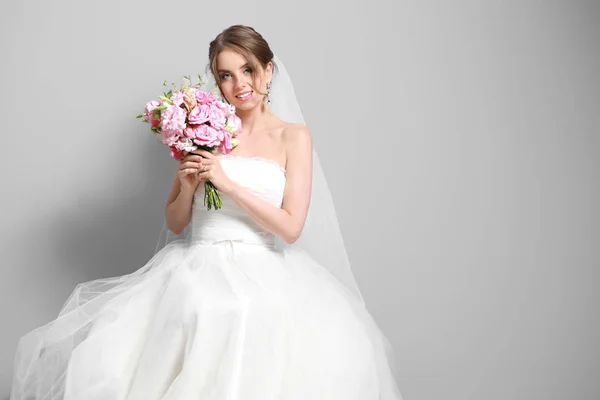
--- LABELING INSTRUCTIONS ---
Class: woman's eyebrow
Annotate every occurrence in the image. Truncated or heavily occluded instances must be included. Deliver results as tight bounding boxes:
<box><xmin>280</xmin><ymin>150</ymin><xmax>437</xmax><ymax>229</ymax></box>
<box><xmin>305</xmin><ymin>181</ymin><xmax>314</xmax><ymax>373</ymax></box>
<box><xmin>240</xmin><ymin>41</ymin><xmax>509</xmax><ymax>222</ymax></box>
<box><xmin>217</xmin><ymin>63</ymin><xmax>250</xmax><ymax>73</ymax></box>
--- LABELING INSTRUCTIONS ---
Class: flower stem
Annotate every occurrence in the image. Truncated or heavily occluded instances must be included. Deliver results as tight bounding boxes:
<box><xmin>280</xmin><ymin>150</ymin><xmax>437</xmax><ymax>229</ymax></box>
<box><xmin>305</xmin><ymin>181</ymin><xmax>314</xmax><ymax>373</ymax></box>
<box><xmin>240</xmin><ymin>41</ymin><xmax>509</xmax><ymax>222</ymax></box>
<box><xmin>203</xmin><ymin>181</ymin><xmax>222</xmax><ymax>210</ymax></box>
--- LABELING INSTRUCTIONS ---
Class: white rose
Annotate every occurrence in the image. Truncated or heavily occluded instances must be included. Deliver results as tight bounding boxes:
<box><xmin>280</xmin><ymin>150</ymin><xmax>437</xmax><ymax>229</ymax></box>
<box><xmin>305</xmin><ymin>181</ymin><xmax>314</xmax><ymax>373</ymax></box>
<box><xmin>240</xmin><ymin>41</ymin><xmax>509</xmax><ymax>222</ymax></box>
<box><xmin>175</xmin><ymin>138</ymin><xmax>196</xmax><ymax>152</ymax></box>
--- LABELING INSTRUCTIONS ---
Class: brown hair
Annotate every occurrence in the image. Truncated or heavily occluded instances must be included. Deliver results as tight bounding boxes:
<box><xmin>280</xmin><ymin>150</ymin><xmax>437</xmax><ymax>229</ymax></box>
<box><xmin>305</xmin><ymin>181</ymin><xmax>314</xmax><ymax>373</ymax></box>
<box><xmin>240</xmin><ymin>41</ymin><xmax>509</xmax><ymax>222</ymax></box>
<box><xmin>208</xmin><ymin>25</ymin><xmax>278</xmax><ymax>98</ymax></box>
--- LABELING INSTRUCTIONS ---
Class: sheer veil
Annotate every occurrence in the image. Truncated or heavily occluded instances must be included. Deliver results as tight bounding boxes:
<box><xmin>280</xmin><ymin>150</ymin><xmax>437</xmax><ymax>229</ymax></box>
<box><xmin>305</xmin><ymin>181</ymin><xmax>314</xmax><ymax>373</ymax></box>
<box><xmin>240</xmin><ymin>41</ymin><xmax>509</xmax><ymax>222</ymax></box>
<box><xmin>154</xmin><ymin>54</ymin><xmax>366</xmax><ymax>304</ymax></box>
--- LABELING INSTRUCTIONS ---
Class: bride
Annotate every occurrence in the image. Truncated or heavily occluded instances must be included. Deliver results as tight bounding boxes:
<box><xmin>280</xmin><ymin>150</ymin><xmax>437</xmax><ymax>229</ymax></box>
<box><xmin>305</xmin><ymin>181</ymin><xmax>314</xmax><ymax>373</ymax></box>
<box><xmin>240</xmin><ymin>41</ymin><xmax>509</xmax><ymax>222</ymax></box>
<box><xmin>10</xmin><ymin>25</ymin><xmax>404</xmax><ymax>400</ymax></box>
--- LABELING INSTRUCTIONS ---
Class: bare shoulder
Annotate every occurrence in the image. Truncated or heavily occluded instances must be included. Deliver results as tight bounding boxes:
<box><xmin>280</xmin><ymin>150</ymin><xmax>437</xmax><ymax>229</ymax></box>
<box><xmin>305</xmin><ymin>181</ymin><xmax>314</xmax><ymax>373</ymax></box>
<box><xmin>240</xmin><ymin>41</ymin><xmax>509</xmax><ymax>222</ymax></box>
<box><xmin>281</xmin><ymin>122</ymin><xmax>312</xmax><ymax>152</ymax></box>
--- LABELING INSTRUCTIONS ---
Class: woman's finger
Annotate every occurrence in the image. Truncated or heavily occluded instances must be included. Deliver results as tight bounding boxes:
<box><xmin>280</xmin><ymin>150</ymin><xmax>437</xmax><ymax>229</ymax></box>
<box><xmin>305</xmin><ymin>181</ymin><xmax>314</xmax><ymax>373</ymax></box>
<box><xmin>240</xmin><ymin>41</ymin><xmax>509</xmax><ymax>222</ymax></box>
<box><xmin>180</xmin><ymin>161</ymin><xmax>202</xmax><ymax>169</ymax></box>
<box><xmin>179</xmin><ymin>168</ymin><xmax>198</xmax><ymax>176</ymax></box>
<box><xmin>192</xmin><ymin>149</ymin><xmax>214</xmax><ymax>159</ymax></box>
<box><xmin>198</xmin><ymin>170</ymin><xmax>212</xmax><ymax>179</ymax></box>
<box><xmin>181</xmin><ymin>154</ymin><xmax>203</xmax><ymax>163</ymax></box>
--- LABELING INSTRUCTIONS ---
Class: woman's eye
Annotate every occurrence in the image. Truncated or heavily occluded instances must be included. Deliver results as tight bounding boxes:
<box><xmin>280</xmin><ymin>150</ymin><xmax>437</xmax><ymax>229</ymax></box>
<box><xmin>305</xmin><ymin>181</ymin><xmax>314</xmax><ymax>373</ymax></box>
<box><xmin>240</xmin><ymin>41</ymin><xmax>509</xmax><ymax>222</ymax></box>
<box><xmin>220</xmin><ymin>68</ymin><xmax>251</xmax><ymax>80</ymax></box>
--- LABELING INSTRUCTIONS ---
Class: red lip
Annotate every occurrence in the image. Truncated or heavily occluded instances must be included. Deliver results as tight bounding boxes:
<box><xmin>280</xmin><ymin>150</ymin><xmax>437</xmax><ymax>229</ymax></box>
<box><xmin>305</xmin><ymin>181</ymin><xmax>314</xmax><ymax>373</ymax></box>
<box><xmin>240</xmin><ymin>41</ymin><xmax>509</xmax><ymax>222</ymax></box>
<box><xmin>236</xmin><ymin>90</ymin><xmax>252</xmax><ymax>97</ymax></box>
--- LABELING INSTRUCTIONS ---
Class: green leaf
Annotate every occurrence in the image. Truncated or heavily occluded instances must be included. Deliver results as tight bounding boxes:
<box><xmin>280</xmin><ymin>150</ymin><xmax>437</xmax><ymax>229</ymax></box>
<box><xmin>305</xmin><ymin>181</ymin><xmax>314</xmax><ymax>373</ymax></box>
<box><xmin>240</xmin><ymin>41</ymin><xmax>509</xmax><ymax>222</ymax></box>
<box><xmin>136</xmin><ymin>114</ymin><xmax>143</xmax><ymax>118</ymax></box>
<box><xmin>158</xmin><ymin>96</ymin><xmax>172</xmax><ymax>105</ymax></box>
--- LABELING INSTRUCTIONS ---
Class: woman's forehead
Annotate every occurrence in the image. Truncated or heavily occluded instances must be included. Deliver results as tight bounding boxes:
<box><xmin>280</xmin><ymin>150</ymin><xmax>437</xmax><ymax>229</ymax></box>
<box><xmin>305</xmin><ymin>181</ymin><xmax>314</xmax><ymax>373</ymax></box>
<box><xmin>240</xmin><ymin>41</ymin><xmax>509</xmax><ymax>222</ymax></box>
<box><xmin>216</xmin><ymin>49</ymin><xmax>261</xmax><ymax>71</ymax></box>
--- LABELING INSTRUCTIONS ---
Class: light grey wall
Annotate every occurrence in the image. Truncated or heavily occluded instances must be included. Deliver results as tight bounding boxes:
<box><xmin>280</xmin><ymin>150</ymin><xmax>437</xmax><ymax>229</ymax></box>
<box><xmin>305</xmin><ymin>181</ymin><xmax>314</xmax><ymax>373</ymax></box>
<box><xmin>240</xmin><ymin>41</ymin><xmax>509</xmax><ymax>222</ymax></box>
<box><xmin>1</xmin><ymin>1</ymin><xmax>599</xmax><ymax>399</ymax></box>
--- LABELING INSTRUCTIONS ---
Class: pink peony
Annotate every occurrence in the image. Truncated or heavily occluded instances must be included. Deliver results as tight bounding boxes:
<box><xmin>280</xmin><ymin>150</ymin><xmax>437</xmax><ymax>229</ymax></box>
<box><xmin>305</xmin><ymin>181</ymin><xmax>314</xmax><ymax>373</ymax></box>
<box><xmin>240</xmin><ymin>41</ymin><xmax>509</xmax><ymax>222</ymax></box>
<box><xmin>160</xmin><ymin>105</ymin><xmax>187</xmax><ymax>136</ymax></box>
<box><xmin>170</xmin><ymin>91</ymin><xmax>184</xmax><ymax>107</ymax></box>
<box><xmin>195</xmin><ymin>90</ymin><xmax>217</xmax><ymax>105</ymax></box>
<box><xmin>159</xmin><ymin>128</ymin><xmax>179</xmax><ymax>146</ymax></box>
<box><xmin>183</xmin><ymin>124</ymin><xmax>202</xmax><ymax>140</ymax></box>
<box><xmin>208</xmin><ymin>107</ymin><xmax>225</xmax><ymax>130</ymax></box>
<box><xmin>144</xmin><ymin>99</ymin><xmax>161</xmax><ymax>115</ymax></box>
<box><xmin>186</xmin><ymin>124</ymin><xmax>222</xmax><ymax>147</ymax></box>
<box><xmin>188</xmin><ymin>103</ymin><xmax>210</xmax><ymax>125</ymax></box>
<box><xmin>217</xmin><ymin>101</ymin><xmax>236</xmax><ymax>117</ymax></box>
<box><xmin>219</xmin><ymin>130</ymin><xmax>232</xmax><ymax>154</ymax></box>
<box><xmin>143</xmin><ymin>100</ymin><xmax>162</xmax><ymax>127</ymax></box>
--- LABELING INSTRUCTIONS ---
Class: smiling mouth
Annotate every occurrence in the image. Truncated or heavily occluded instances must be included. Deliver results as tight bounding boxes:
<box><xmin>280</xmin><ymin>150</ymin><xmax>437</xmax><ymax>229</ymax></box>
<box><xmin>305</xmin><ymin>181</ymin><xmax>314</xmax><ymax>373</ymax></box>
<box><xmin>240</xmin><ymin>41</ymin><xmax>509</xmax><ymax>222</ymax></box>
<box><xmin>236</xmin><ymin>91</ymin><xmax>253</xmax><ymax>99</ymax></box>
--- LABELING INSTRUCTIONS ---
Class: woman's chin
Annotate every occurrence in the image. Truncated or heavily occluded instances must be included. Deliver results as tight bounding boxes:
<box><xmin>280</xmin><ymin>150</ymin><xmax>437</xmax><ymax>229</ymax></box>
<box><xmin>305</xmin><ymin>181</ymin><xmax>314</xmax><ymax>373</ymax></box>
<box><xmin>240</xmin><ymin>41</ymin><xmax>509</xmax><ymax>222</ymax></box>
<box><xmin>233</xmin><ymin>100</ymin><xmax>258</xmax><ymax>111</ymax></box>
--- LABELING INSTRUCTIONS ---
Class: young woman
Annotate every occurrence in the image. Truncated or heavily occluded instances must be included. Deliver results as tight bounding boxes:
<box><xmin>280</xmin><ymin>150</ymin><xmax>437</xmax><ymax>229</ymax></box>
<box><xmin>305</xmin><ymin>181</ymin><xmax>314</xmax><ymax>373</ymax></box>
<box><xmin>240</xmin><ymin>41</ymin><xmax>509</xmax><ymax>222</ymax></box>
<box><xmin>11</xmin><ymin>25</ymin><xmax>404</xmax><ymax>400</ymax></box>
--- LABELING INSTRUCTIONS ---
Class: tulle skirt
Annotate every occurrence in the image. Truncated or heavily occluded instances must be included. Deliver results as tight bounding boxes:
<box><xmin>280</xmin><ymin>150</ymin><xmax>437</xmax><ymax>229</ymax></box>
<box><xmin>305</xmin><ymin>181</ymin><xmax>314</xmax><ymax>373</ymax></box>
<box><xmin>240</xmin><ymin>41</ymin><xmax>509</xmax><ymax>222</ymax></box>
<box><xmin>10</xmin><ymin>240</ymin><xmax>403</xmax><ymax>400</ymax></box>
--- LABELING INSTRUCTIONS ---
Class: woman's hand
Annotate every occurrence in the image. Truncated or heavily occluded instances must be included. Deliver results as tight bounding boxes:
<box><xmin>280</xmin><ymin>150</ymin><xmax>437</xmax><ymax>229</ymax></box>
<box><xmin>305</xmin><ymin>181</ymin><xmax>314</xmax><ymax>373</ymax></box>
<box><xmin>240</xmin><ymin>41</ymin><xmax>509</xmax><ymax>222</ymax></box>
<box><xmin>192</xmin><ymin>150</ymin><xmax>237</xmax><ymax>195</ymax></box>
<box><xmin>178</xmin><ymin>152</ymin><xmax>203</xmax><ymax>193</ymax></box>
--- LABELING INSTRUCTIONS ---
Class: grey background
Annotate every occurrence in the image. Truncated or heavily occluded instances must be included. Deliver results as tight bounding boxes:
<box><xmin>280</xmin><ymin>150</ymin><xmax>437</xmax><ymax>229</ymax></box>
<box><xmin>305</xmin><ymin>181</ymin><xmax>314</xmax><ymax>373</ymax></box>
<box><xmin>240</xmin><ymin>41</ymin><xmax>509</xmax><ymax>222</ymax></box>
<box><xmin>1</xmin><ymin>1</ymin><xmax>599</xmax><ymax>399</ymax></box>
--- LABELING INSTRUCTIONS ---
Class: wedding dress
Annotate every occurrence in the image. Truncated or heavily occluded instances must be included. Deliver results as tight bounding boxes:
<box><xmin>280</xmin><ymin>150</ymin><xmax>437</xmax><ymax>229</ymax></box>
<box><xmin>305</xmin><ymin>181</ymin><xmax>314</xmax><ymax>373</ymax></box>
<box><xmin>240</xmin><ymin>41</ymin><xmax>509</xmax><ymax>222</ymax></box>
<box><xmin>10</xmin><ymin>154</ymin><xmax>403</xmax><ymax>400</ymax></box>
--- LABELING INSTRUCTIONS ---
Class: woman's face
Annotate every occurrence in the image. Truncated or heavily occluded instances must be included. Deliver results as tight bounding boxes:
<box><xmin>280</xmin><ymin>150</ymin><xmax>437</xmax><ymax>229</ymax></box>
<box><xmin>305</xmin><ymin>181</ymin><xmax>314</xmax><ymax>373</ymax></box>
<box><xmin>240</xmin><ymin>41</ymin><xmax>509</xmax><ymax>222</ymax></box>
<box><xmin>216</xmin><ymin>48</ymin><xmax>272</xmax><ymax>111</ymax></box>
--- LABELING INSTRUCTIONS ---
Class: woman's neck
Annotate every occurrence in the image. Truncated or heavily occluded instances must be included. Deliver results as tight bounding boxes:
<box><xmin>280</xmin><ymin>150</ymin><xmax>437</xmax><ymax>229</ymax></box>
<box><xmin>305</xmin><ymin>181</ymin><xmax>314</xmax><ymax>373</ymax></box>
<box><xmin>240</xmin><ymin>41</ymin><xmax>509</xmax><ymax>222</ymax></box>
<box><xmin>235</xmin><ymin>103</ymin><xmax>276</xmax><ymax>136</ymax></box>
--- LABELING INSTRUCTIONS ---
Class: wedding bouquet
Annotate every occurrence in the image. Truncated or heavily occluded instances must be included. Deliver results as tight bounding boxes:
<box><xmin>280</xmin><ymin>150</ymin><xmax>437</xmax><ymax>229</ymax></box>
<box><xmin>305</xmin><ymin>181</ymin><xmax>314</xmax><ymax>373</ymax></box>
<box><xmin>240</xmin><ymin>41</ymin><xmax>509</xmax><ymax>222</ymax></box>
<box><xmin>137</xmin><ymin>75</ymin><xmax>242</xmax><ymax>210</ymax></box>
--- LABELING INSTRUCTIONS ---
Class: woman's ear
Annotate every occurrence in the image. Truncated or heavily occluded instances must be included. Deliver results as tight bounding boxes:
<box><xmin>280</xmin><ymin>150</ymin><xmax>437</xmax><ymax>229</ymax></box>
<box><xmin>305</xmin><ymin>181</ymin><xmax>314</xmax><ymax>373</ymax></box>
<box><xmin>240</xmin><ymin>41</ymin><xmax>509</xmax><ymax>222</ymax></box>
<box><xmin>266</xmin><ymin>61</ymin><xmax>273</xmax><ymax>83</ymax></box>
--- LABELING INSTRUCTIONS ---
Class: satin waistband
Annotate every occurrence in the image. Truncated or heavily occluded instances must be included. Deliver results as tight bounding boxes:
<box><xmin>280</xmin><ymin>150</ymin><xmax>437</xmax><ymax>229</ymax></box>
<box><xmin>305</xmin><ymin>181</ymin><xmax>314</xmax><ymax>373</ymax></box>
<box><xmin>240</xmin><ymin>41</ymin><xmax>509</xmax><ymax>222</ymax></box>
<box><xmin>189</xmin><ymin>217</ymin><xmax>275</xmax><ymax>249</ymax></box>
<box><xmin>187</xmin><ymin>234</ymin><xmax>275</xmax><ymax>249</ymax></box>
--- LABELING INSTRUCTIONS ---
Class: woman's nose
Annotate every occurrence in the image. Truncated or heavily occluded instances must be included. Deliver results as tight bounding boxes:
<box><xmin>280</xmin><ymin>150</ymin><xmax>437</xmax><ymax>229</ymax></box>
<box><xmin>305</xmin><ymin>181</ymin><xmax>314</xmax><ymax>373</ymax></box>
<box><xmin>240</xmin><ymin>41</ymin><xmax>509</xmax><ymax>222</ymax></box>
<box><xmin>234</xmin><ymin>76</ymin><xmax>247</xmax><ymax>90</ymax></box>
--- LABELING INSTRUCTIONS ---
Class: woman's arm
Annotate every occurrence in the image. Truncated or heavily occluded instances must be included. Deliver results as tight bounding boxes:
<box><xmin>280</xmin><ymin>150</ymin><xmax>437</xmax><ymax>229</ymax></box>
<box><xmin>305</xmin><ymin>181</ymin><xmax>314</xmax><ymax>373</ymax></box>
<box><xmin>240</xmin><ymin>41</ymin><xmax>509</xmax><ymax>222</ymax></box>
<box><xmin>164</xmin><ymin>171</ymin><xmax>194</xmax><ymax>234</ymax></box>
<box><xmin>164</xmin><ymin>153</ymin><xmax>204</xmax><ymax>234</ymax></box>
<box><xmin>228</xmin><ymin>125</ymin><xmax>313</xmax><ymax>244</ymax></box>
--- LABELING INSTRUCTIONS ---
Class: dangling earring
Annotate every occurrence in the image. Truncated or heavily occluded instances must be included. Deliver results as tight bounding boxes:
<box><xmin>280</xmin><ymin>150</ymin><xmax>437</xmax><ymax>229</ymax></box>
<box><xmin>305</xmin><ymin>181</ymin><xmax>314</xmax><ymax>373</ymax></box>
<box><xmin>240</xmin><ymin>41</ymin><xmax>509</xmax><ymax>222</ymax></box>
<box><xmin>266</xmin><ymin>81</ymin><xmax>272</xmax><ymax>106</ymax></box>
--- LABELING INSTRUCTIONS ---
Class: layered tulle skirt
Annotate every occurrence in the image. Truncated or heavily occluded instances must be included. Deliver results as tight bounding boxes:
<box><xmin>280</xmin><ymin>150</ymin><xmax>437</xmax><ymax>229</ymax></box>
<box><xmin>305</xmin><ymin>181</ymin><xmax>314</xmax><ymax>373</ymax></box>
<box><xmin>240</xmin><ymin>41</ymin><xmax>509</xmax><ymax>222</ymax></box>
<box><xmin>11</xmin><ymin>240</ymin><xmax>403</xmax><ymax>399</ymax></box>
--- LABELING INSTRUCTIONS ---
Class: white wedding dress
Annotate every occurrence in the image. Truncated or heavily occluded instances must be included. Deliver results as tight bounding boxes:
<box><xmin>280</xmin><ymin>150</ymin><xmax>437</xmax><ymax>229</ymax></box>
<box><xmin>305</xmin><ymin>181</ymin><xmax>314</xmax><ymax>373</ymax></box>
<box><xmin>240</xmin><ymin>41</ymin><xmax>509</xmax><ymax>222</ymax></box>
<box><xmin>11</xmin><ymin>155</ymin><xmax>403</xmax><ymax>400</ymax></box>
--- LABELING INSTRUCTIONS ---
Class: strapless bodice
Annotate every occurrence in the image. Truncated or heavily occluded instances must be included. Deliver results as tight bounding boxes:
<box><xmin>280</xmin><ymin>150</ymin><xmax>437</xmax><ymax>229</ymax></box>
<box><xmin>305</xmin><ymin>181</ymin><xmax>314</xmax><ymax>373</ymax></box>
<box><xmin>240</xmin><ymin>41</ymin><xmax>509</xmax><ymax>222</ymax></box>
<box><xmin>190</xmin><ymin>155</ymin><xmax>286</xmax><ymax>247</ymax></box>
